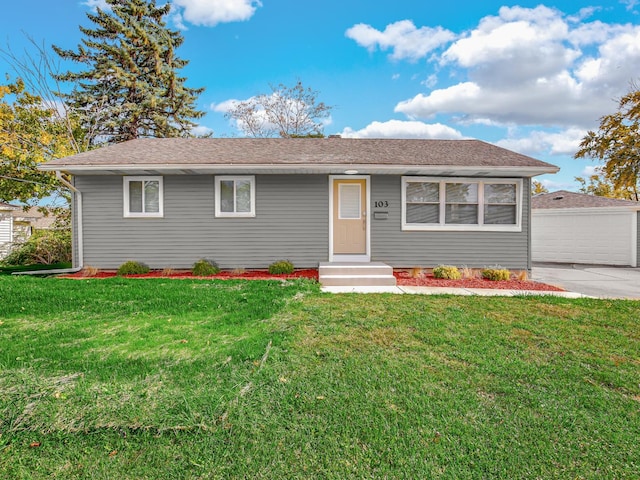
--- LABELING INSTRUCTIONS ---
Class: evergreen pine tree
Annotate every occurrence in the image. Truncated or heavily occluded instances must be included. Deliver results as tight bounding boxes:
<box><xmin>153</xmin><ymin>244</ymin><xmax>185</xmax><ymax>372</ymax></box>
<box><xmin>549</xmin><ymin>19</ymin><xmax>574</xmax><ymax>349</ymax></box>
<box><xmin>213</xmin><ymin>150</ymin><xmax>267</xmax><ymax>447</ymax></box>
<box><xmin>53</xmin><ymin>0</ymin><xmax>204</xmax><ymax>145</ymax></box>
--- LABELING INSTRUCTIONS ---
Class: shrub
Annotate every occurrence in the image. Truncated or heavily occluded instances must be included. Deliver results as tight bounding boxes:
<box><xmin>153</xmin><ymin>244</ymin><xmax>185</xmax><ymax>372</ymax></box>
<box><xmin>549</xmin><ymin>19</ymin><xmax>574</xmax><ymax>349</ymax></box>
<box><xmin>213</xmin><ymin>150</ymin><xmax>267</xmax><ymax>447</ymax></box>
<box><xmin>481</xmin><ymin>267</ymin><xmax>511</xmax><ymax>281</ymax></box>
<box><xmin>192</xmin><ymin>259</ymin><xmax>220</xmax><ymax>276</ymax></box>
<box><xmin>432</xmin><ymin>265</ymin><xmax>461</xmax><ymax>280</ymax></box>
<box><xmin>116</xmin><ymin>261</ymin><xmax>150</xmax><ymax>276</ymax></box>
<box><xmin>268</xmin><ymin>260</ymin><xmax>295</xmax><ymax>275</ymax></box>
<box><xmin>2</xmin><ymin>230</ymin><xmax>72</xmax><ymax>266</ymax></box>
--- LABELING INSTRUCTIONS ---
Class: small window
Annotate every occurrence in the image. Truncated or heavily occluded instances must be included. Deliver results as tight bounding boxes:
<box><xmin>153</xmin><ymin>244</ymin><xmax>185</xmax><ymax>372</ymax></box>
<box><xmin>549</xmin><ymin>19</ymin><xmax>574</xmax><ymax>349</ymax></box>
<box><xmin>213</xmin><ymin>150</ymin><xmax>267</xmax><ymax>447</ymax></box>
<box><xmin>123</xmin><ymin>176</ymin><xmax>163</xmax><ymax>217</ymax></box>
<box><xmin>406</xmin><ymin>182</ymin><xmax>440</xmax><ymax>224</ymax></box>
<box><xmin>445</xmin><ymin>183</ymin><xmax>478</xmax><ymax>224</ymax></box>
<box><xmin>484</xmin><ymin>183</ymin><xmax>517</xmax><ymax>224</ymax></box>
<box><xmin>215</xmin><ymin>176</ymin><xmax>256</xmax><ymax>217</ymax></box>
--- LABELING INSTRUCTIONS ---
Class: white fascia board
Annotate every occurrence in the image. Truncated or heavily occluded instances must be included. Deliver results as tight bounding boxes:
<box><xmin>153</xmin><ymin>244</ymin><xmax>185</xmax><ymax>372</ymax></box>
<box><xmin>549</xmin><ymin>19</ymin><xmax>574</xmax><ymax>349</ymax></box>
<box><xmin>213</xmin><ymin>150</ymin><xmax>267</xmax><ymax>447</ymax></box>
<box><xmin>533</xmin><ymin>206</ymin><xmax>640</xmax><ymax>215</ymax></box>
<box><xmin>40</xmin><ymin>163</ymin><xmax>559</xmax><ymax>177</ymax></box>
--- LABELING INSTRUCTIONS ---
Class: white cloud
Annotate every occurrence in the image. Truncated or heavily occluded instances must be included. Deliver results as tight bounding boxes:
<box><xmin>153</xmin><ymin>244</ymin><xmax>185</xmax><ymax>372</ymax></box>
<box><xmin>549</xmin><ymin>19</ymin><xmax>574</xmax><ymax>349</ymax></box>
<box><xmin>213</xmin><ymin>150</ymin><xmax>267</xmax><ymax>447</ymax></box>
<box><xmin>538</xmin><ymin>177</ymin><xmax>576</xmax><ymax>191</ymax></box>
<box><xmin>172</xmin><ymin>0</ymin><xmax>261</xmax><ymax>27</ymax></box>
<box><xmin>580</xmin><ymin>165</ymin><xmax>598</xmax><ymax>176</ymax></box>
<box><xmin>495</xmin><ymin>128</ymin><xmax>586</xmax><ymax>156</ymax></box>
<box><xmin>83</xmin><ymin>0</ymin><xmax>110</xmax><ymax>11</ymax></box>
<box><xmin>339</xmin><ymin>120</ymin><xmax>465</xmax><ymax>139</ymax></box>
<box><xmin>390</xmin><ymin>6</ymin><xmax>640</xmax><ymax>129</ymax></box>
<box><xmin>191</xmin><ymin>124</ymin><xmax>214</xmax><ymax>137</ymax></box>
<box><xmin>345</xmin><ymin>20</ymin><xmax>455</xmax><ymax>61</ymax></box>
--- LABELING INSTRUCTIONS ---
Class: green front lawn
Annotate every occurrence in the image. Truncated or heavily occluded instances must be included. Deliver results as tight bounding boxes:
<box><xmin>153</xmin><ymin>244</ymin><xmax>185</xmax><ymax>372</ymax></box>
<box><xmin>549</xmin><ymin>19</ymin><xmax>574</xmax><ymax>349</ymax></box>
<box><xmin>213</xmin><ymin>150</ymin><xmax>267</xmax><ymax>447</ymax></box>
<box><xmin>1</xmin><ymin>276</ymin><xmax>638</xmax><ymax>478</ymax></box>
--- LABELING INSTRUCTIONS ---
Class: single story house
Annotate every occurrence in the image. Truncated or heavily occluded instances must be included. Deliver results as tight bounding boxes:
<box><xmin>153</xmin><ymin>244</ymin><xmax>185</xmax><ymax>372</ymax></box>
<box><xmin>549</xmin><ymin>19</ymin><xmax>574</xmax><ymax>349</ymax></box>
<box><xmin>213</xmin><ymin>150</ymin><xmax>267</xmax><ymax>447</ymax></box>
<box><xmin>40</xmin><ymin>138</ymin><xmax>558</xmax><ymax>272</ymax></box>
<box><xmin>532</xmin><ymin>190</ymin><xmax>640</xmax><ymax>267</ymax></box>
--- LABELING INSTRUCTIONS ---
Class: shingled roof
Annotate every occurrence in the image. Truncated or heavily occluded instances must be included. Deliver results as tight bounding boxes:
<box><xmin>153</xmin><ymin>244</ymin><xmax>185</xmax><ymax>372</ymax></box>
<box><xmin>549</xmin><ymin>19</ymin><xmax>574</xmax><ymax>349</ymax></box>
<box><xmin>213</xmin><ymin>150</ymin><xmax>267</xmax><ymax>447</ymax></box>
<box><xmin>40</xmin><ymin>137</ymin><xmax>558</xmax><ymax>177</ymax></box>
<box><xmin>532</xmin><ymin>190</ymin><xmax>640</xmax><ymax>209</ymax></box>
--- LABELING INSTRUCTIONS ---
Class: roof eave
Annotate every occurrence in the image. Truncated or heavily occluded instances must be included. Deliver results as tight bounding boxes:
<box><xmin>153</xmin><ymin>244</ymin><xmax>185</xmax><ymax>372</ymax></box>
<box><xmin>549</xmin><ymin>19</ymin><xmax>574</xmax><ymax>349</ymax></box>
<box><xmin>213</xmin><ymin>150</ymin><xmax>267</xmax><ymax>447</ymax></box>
<box><xmin>40</xmin><ymin>163</ymin><xmax>559</xmax><ymax>177</ymax></box>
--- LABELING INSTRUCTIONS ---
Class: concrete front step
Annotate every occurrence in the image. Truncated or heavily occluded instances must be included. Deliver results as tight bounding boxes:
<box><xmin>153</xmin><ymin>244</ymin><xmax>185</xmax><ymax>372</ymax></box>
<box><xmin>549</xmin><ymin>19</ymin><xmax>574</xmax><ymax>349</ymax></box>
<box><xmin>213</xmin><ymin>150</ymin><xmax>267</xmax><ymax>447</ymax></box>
<box><xmin>319</xmin><ymin>262</ymin><xmax>396</xmax><ymax>287</ymax></box>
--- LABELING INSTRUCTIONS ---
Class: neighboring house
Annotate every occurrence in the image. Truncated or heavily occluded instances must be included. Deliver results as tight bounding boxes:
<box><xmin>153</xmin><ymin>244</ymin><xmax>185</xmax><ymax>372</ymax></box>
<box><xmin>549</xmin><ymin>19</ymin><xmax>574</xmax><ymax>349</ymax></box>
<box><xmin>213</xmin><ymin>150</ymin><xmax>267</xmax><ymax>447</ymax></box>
<box><xmin>12</xmin><ymin>206</ymin><xmax>58</xmax><ymax>240</ymax></box>
<box><xmin>0</xmin><ymin>203</ymin><xmax>59</xmax><ymax>259</ymax></box>
<box><xmin>40</xmin><ymin>138</ymin><xmax>558</xmax><ymax>271</ymax></box>
<box><xmin>532</xmin><ymin>190</ymin><xmax>640</xmax><ymax>267</ymax></box>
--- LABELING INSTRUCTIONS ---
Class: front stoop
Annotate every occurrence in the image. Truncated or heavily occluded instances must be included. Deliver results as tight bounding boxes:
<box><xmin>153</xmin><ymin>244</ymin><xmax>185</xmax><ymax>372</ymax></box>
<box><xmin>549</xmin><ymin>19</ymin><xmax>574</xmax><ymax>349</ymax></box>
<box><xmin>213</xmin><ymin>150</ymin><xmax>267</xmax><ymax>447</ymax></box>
<box><xmin>319</xmin><ymin>262</ymin><xmax>397</xmax><ymax>287</ymax></box>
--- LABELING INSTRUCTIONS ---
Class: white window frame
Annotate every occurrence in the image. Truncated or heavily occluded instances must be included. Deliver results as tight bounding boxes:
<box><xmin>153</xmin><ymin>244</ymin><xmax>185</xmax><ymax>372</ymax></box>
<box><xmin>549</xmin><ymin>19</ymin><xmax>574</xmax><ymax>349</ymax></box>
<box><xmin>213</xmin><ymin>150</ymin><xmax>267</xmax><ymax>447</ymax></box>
<box><xmin>215</xmin><ymin>176</ymin><xmax>256</xmax><ymax>218</ymax></box>
<box><xmin>123</xmin><ymin>176</ymin><xmax>164</xmax><ymax>218</ymax></box>
<box><xmin>401</xmin><ymin>177</ymin><xmax>523</xmax><ymax>232</ymax></box>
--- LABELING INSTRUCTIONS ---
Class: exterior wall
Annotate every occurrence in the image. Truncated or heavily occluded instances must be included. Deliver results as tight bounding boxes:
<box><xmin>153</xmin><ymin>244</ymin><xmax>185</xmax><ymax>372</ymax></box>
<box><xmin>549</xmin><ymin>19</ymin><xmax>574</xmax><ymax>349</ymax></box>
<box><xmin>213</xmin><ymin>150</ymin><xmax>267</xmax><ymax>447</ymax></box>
<box><xmin>369</xmin><ymin>176</ymin><xmax>531</xmax><ymax>269</ymax></box>
<box><xmin>75</xmin><ymin>174</ymin><xmax>329</xmax><ymax>269</ymax></box>
<box><xmin>75</xmin><ymin>173</ymin><xmax>533</xmax><ymax>270</ymax></box>
<box><xmin>532</xmin><ymin>208</ymin><xmax>636</xmax><ymax>267</ymax></box>
<box><xmin>637</xmin><ymin>211</ymin><xmax>639</xmax><ymax>267</ymax></box>
<box><xmin>0</xmin><ymin>212</ymin><xmax>12</xmax><ymax>258</ymax></box>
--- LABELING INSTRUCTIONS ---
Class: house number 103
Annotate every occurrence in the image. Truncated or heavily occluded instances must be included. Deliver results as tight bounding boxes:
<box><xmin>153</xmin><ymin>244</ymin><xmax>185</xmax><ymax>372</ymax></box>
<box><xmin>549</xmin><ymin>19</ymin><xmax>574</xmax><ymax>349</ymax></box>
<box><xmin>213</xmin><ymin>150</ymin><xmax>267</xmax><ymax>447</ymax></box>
<box><xmin>374</xmin><ymin>201</ymin><xmax>389</xmax><ymax>208</ymax></box>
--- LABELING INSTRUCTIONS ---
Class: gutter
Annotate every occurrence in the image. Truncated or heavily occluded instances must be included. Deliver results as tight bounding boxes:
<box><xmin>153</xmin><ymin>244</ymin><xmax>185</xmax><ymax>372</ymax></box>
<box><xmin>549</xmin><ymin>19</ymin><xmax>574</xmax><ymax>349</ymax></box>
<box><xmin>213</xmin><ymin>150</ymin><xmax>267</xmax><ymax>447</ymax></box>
<box><xmin>14</xmin><ymin>171</ymin><xmax>84</xmax><ymax>275</ymax></box>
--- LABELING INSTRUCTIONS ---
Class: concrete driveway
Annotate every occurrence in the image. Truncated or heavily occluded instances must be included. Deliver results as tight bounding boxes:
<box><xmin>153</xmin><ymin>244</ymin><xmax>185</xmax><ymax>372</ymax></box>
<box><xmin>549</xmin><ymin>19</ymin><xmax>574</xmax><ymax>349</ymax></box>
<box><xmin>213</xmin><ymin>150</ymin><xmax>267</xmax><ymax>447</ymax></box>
<box><xmin>531</xmin><ymin>263</ymin><xmax>640</xmax><ymax>299</ymax></box>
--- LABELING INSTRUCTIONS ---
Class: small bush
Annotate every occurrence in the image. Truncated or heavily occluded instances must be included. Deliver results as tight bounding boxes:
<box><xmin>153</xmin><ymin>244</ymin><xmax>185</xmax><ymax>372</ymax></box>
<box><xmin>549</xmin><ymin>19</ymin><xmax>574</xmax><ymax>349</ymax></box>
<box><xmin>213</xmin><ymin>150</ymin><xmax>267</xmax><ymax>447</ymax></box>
<box><xmin>432</xmin><ymin>265</ymin><xmax>461</xmax><ymax>280</ymax></box>
<box><xmin>116</xmin><ymin>261</ymin><xmax>150</xmax><ymax>276</ymax></box>
<box><xmin>481</xmin><ymin>267</ymin><xmax>511</xmax><ymax>281</ymax></box>
<box><xmin>192</xmin><ymin>259</ymin><xmax>220</xmax><ymax>276</ymax></box>
<box><xmin>268</xmin><ymin>260</ymin><xmax>295</xmax><ymax>275</ymax></box>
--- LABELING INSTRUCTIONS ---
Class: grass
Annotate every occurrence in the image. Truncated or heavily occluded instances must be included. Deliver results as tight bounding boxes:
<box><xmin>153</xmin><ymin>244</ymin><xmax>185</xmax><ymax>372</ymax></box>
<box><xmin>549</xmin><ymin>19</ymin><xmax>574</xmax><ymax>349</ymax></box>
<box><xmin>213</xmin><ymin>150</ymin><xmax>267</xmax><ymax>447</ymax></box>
<box><xmin>1</xmin><ymin>277</ymin><xmax>639</xmax><ymax>478</ymax></box>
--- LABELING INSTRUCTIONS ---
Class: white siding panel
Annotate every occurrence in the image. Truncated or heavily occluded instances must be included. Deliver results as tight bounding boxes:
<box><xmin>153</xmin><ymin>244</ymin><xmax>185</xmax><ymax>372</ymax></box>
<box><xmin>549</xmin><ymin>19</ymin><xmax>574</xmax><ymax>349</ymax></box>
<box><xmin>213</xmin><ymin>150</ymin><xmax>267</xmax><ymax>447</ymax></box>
<box><xmin>0</xmin><ymin>216</ymin><xmax>11</xmax><ymax>243</ymax></box>
<box><xmin>532</xmin><ymin>209</ymin><xmax>635</xmax><ymax>266</ymax></box>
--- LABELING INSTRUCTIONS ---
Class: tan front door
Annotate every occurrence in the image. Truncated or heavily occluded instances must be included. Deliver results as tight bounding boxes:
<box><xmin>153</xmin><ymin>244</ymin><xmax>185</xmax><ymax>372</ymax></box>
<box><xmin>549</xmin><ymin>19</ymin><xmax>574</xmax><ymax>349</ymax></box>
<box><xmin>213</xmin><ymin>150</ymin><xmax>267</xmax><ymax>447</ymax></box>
<box><xmin>333</xmin><ymin>178</ymin><xmax>367</xmax><ymax>254</ymax></box>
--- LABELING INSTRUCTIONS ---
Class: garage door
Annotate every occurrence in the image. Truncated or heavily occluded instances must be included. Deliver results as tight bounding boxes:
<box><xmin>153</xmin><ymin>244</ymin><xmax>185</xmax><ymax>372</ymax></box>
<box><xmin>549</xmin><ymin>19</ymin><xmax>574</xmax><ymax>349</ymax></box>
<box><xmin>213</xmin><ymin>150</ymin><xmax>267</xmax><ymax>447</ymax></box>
<box><xmin>532</xmin><ymin>209</ymin><xmax>636</xmax><ymax>266</ymax></box>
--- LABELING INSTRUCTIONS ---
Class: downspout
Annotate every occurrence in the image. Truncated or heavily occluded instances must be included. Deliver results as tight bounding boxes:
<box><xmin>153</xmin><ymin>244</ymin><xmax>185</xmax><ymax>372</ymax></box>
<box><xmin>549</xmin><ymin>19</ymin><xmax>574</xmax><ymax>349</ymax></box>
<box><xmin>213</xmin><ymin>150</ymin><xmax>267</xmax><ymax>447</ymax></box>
<box><xmin>14</xmin><ymin>171</ymin><xmax>84</xmax><ymax>275</ymax></box>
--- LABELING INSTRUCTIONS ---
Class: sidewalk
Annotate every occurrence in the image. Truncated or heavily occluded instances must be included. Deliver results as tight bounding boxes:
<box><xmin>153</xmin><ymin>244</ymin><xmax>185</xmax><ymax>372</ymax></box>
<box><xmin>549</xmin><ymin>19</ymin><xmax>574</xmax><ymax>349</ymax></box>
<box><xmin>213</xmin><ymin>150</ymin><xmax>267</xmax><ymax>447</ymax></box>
<box><xmin>321</xmin><ymin>285</ymin><xmax>590</xmax><ymax>298</ymax></box>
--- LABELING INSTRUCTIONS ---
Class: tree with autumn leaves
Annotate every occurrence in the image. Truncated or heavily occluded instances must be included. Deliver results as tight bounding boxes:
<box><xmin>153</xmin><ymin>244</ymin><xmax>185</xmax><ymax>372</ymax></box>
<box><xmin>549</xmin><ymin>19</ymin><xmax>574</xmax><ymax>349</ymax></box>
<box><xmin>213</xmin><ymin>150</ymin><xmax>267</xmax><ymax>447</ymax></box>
<box><xmin>575</xmin><ymin>86</ymin><xmax>640</xmax><ymax>201</ymax></box>
<box><xmin>0</xmin><ymin>79</ymin><xmax>79</xmax><ymax>205</ymax></box>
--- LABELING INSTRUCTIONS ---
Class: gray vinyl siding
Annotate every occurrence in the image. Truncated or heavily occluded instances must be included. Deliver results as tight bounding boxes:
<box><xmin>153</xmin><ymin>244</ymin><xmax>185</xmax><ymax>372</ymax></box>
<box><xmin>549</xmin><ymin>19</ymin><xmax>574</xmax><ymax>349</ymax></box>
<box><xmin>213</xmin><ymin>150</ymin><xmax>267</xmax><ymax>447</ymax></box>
<box><xmin>637</xmin><ymin>211</ymin><xmax>640</xmax><ymax>267</ymax></box>
<box><xmin>76</xmin><ymin>174</ymin><xmax>328</xmax><ymax>269</ymax></box>
<box><xmin>76</xmin><ymin>173</ymin><xmax>533</xmax><ymax>270</ymax></box>
<box><xmin>370</xmin><ymin>176</ymin><xmax>531</xmax><ymax>269</ymax></box>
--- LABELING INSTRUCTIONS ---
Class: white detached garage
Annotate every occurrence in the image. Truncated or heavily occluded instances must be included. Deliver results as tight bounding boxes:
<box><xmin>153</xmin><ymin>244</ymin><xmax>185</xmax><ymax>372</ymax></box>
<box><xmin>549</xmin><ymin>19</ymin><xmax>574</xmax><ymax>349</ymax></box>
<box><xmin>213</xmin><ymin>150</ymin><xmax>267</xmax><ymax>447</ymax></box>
<box><xmin>532</xmin><ymin>190</ymin><xmax>640</xmax><ymax>267</ymax></box>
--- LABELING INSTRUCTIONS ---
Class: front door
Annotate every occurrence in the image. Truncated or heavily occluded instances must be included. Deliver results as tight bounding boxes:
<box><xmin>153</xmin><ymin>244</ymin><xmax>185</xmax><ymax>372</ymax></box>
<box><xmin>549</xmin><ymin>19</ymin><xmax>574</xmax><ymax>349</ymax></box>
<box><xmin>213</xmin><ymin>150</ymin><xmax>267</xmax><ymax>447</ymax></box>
<box><xmin>333</xmin><ymin>178</ymin><xmax>367</xmax><ymax>255</ymax></box>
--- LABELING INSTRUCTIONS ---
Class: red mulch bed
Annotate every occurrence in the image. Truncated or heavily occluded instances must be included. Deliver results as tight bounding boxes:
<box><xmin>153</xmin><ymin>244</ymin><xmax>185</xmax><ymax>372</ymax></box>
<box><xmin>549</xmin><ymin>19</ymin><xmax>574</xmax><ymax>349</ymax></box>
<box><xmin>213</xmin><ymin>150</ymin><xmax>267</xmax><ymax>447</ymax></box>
<box><xmin>393</xmin><ymin>270</ymin><xmax>564</xmax><ymax>291</ymax></box>
<box><xmin>61</xmin><ymin>268</ymin><xmax>563</xmax><ymax>291</ymax></box>
<box><xmin>60</xmin><ymin>269</ymin><xmax>320</xmax><ymax>281</ymax></box>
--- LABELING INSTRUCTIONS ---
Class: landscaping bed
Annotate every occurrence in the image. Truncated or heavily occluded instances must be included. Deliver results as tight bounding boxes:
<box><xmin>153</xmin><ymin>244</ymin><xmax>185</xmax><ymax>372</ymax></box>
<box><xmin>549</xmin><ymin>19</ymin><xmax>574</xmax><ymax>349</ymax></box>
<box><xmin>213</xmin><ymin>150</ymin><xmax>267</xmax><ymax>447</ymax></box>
<box><xmin>60</xmin><ymin>267</ymin><xmax>563</xmax><ymax>291</ymax></box>
<box><xmin>60</xmin><ymin>268</ymin><xmax>320</xmax><ymax>281</ymax></box>
<box><xmin>393</xmin><ymin>269</ymin><xmax>565</xmax><ymax>291</ymax></box>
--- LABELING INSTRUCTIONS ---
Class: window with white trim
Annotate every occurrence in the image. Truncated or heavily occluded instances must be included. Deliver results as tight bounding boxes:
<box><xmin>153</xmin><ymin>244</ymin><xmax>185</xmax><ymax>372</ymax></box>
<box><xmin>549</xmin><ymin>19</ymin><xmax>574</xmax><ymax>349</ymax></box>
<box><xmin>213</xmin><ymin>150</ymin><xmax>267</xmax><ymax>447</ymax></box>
<box><xmin>123</xmin><ymin>176</ymin><xmax>163</xmax><ymax>217</ymax></box>
<box><xmin>402</xmin><ymin>177</ymin><xmax>522</xmax><ymax>231</ymax></box>
<box><xmin>215</xmin><ymin>176</ymin><xmax>256</xmax><ymax>217</ymax></box>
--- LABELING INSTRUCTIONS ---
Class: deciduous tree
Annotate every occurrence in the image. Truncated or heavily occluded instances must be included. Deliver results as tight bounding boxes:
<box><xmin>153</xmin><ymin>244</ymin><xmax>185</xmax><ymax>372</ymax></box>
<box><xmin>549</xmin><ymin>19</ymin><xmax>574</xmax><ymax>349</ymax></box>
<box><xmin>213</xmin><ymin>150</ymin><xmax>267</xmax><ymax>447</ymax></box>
<box><xmin>575</xmin><ymin>85</ymin><xmax>640</xmax><ymax>201</ymax></box>
<box><xmin>532</xmin><ymin>180</ymin><xmax>549</xmax><ymax>195</ymax></box>
<box><xmin>0</xmin><ymin>79</ymin><xmax>76</xmax><ymax>206</ymax></box>
<box><xmin>53</xmin><ymin>0</ymin><xmax>204</xmax><ymax>145</ymax></box>
<box><xmin>224</xmin><ymin>81</ymin><xmax>332</xmax><ymax>138</ymax></box>
<box><xmin>575</xmin><ymin>167</ymin><xmax>637</xmax><ymax>200</ymax></box>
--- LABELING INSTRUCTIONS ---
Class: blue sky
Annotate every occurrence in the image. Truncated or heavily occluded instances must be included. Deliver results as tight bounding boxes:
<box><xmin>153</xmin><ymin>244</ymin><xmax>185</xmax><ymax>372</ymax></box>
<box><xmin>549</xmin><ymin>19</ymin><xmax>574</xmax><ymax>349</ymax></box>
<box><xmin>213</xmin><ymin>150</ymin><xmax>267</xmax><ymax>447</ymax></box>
<box><xmin>1</xmin><ymin>0</ymin><xmax>639</xmax><ymax>190</ymax></box>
